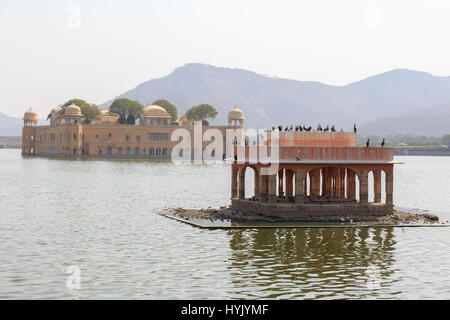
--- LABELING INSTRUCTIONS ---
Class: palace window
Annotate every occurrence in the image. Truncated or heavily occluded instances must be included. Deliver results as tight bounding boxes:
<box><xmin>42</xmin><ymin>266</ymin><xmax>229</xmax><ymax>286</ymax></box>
<box><xmin>136</xmin><ymin>135</ymin><xmax>141</xmax><ymax>142</ymax></box>
<box><xmin>126</xmin><ymin>135</ymin><xmax>129</xmax><ymax>141</ymax></box>
<box><xmin>73</xmin><ymin>134</ymin><xmax>77</xmax><ymax>141</ymax></box>
<box><xmin>149</xmin><ymin>133</ymin><xmax>169</xmax><ymax>142</ymax></box>
<box><xmin>108</xmin><ymin>133</ymin><xmax>112</xmax><ymax>138</ymax></box>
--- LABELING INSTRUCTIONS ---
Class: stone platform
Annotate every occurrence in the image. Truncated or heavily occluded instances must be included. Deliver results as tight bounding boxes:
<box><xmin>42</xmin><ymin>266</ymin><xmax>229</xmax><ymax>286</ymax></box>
<box><xmin>231</xmin><ymin>198</ymin><xmax>393</xmax><ymax>219</ymax></box>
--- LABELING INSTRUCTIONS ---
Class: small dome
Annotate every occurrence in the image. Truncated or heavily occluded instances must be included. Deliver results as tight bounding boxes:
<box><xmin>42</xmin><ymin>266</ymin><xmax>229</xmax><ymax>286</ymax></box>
<box><xmin>24</xmin><ymin>108</ymin><xmax>38</xmax><ymax>121</ymax></box>
<box><xmin>99</xmin><ymin>110</ymin><xmax>119</xmax><ymax>123</ymax></box>
<box><xmin>100</xmin><ymin>115</ymin><xmax>119</xmax><ymax>124</ymax></box>
<box><xmin>65</xmin><ymin>103</ymin><xmax>82</xmax><ymax>116</ymax></box>
<box><xmin>52</xmin><ymin>105</ymin><xmax>62</xmax><ymax>114</ymax></box>
<box><xmin>47</xmin><ymin>105</ymin><xmax>63</xmax><ymax>120</ymax></box>
<box><xmin>142</xmin><ymin>105</ymin><xmax>170</xmax><ymax>118</ymax></box>
<box><xmin>178</xmin><ymin>113</ymin><xmax>187</xmax><ymax>122</ymax></box>
<box><xmin>228</xmin><ymin>106</ymin><xmax>244</xmax><ymax>120</ymax></box>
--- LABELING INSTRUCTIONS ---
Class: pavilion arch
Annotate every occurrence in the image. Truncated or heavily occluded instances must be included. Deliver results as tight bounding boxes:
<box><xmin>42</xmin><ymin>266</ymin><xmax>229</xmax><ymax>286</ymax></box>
<box><xmin>230</xmin><ymin>163</ymin><xmax>395</xmax><ymax>206</ymax></box>
<box><xmin>231</xmin><ymin>165</ymin><xmax>261</xmax><ymax>200</ymax></box>
<box><xmin>302</xmin><ymin>166</ymin><xmax>361</xmax><ymax>203</ymax></box>
<box><xmin>367</xmin><ymin>168</ymin><xmax>387</xmax><ymax>204</ymax></box>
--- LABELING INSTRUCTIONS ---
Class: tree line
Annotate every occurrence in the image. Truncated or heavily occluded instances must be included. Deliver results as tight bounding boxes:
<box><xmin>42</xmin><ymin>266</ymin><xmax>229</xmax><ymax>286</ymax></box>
<box><xmin>59</xmin><ymin>98</ymin><xmax>218</xmax><ymax>125</ymax></box>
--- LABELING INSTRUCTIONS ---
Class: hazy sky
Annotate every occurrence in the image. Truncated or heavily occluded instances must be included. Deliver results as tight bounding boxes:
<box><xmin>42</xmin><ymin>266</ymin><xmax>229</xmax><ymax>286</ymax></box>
<box><xmin>1</xmin><ymin>0</ymin><xmax>450</xmax><ymax>117</ymax></box>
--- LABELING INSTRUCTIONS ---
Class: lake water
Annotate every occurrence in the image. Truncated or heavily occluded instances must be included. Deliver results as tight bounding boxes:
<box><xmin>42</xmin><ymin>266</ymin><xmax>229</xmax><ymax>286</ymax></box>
<box><xmin>0</xmin><ymin>149</ymin><xmax>449</xmax><ymax>299</ymax></box>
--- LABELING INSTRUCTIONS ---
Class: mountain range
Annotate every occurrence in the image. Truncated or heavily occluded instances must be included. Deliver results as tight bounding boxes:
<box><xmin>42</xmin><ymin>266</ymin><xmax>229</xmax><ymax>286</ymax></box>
<box><xmin>2</xmin><ymin>63</ymin><xmax>450</xmax><ymax>136</ymax></box>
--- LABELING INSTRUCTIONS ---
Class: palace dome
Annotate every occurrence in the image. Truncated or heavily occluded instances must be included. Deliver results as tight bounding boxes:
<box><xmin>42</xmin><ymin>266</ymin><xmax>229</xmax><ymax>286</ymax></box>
<box><xmin>65</xmin><ymin>103</ymin><xmax>82</xmax><ymax>116</ymax></box>
<box><xmin>99</xmin><ymin>110</ymin><xmax>119</xmax><ymax>123</ymax></box>
<box><xmin>178</xmin><ymin>113</ymin><xmax>187</xmax><ymax>122</ymax></box>
<box><xmin>24</xmin><ymin>108</ymin><xmax>38</xmax><ymax>121</ymax></box>
<box><xmin>228</xmin><ymin>106</ymin><xmax>244</xmax><ymax>120</ymax></box>
<box><xmin>142</xmin><ymin>105</ymin><xmax>170</xmax><ymax>118</ymax></box>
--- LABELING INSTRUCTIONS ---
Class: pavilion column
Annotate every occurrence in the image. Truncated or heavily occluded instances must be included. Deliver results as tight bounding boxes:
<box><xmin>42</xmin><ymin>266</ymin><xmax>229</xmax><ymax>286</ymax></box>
<box><xmin>285</xmin><ymin>169</ymin><xmax>294</xmax><ymax>198</ymax></box>
<box><xmin>231</xmin><ymin>166</ymin><xmax>238</xmax><ymax>199</ymax></box>
<box><xmin>311</xmin><ymin>169</ymin><xmax>321</xmax><ymax>196</ymax></box>
<box><xmin>239</xmin><ymin>167</ymin><xmax>246</xmax><ymax>199</ymax></box>
<box><xmin>347</xmin><ymin>170</ymin><xmax>356</xmax><ymax>200</ymax></box>
<box><xmin>360</xmin><ymin>170</ymin><xmax>369</xmax><ymax>205</ymax></box>
<box><xmin>341</xmin><ymin>168</ymin><xmax>346</xmax><ymax>198</ymax></box>
<box><xmin>386</xmin><ymin>169</ymin><xmax>394</xmax><ymax>205</ymax></box>
<box><xmin>327</xmin><ymin>168</ymin><xmax>333</xmax><ymax>197</ymax></box>
<box><xmin>268</xmin><ymin>174</ymin><xmax>277</xmax><ymax>203</ymax></box>
<box><xmin>259</xmin><ymin>172</ymin><xmax>269</xmax><ymax>202</ymax></box>
<box><xmin>295</xmin><ymin>169</ymin><xmax>305</xmax><ymax>204</ymax></box>
<box><xmin>336</xmin><ymin>168</ymin><xmax>342</xmax><ymax>198</ymax></box>
<box><xmin>278</xmin><ymin>169</ymin><xmax>284</xmax><ymax>197</ymax></box>
<box><xmin>373</xmin><ymin>169</ymin><xmax>382</xmax><ymax>203</ymax></box>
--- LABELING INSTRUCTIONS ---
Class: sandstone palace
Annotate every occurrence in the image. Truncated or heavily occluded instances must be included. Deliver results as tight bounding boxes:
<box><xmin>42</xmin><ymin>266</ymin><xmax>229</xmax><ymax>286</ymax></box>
<box><xmin>22</xmin><ymin>104</ymin><xmax>245</xmax><ymax>158</ymax></box>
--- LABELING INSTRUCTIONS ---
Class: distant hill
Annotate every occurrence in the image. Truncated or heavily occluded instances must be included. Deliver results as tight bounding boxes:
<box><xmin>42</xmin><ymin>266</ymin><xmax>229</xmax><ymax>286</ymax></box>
<box><xmin>2</xmin><ymin>63</ymin><xmax>450</xmax><ymax>136</ymax></box>
<box><xmin>100</xmin><ymin>63</ymin><xmax>450</xmax><ymax>131</ymax></box>
<box><xmin>0</xmin><ymin>112</ymin><xmax>47</xmax><ymax>136</ymax></box>
<box><xmin>0</xmin><ymin>112</ymin><xmax>24</xmax><ymax>136</ymax></box>
<box><xmin>360</xmin><ymin>104</ymin><xmax>450</xmax><ymax>136</ymax></box>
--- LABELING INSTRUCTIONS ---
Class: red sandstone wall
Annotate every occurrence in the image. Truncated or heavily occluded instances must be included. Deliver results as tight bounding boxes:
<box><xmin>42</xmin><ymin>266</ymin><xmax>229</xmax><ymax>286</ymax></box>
<box><xmin>263</xmin><ymin>132</ymin><xmax>356</xmax><ymax>147</ymax></box>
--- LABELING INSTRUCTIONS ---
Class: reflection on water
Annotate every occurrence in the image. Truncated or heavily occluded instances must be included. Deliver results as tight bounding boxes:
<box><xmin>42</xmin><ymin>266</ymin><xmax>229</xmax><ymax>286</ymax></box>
<box><xmin>0</xmin><ymin>150</ymin><xmax>450</xmax><ymax>299</ymax></box>
<box><xmin>226</xmin><ymin>227</ymin><xmax>397</xmax><ymax>299</ymax></box>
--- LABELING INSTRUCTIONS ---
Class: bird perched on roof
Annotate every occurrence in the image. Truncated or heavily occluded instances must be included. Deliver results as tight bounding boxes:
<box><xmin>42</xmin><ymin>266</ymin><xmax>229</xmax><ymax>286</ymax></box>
<box><xmin>317</xmin><ymin>124</ymin><xmax>323</xmax><ymax>131</ymax></box>
<box><xmin>324</xmin><ymin>125</ymin><xmax>329</xmax><ymax>132</ymax></box>
<box><xmin>381</xmin><ymin>138</ymin><xmax>385</xmax><ymax>147</ymax></box>
<box><xmin>331</xmin><ymin>125</ymin><xmax>336</xmax><ymax>132</ymax></box>
<box><xmin>353</xmin><ymin>124</ymin><xmax>357</xmax><ymax>133</ymax></box>
<box><xmin>366</xmin><ymin>138</ymin><xmax>370</xmax><ymax>148</ymax></box>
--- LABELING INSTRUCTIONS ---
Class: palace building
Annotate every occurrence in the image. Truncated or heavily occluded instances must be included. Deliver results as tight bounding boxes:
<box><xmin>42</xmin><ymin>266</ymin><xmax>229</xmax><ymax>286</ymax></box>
<box><xmin>22</xmin><ymin>104</ymin><xmax>245</xmax><ymax>158</ymax></box>
<box><xmin>231</xmin><ymin>131</ymin><xmax>401</xmax><ymax>218</ymax></box>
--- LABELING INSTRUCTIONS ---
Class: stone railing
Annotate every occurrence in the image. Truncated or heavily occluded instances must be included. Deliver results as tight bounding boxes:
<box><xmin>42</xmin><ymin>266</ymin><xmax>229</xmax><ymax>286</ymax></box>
<box><xmin>234</xmin><ymin>146</ymin><xmax>394</xmax><ymax>162</ymax></box>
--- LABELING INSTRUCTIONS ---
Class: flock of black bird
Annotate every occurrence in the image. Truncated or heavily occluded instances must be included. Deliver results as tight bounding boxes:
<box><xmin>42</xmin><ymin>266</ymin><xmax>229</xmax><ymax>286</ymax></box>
<box><xmin>267</xmin><ymin>124</ymin><xmax>386</xmax><ymax>147</ymax></box>
<box><xmin>269</xmin><ymin>124</ymin><xmax>359</xmax><ymax>133</ymax></box>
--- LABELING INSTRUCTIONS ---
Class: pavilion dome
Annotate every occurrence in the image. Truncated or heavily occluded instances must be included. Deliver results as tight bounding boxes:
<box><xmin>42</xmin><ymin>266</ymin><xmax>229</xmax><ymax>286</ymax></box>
<box><xmin>228</xmin><ymin>106</ymin><xmax>244</xmax><ymax>121</ymax></box>
<box><xmin>142</xmin><ymin>105</ymin><xmax>170</xmax><ymax>118</ymax></box>
<box><xmin>24</xmin><ymin>108</ymin><xmax>38</xmax><ymax>121</ymax></box>
<box><xmin>65</xmin><ymin>103</ymin><xmax>82</xmax><ymax>116</ymax></box>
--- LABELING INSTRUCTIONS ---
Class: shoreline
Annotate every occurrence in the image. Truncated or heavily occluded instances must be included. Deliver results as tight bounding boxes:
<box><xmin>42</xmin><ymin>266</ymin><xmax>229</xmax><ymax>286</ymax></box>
<box><xmin>165</xmin><ymin>206</ymin><xmax>444</xmax><ymax>226</ymax></box>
